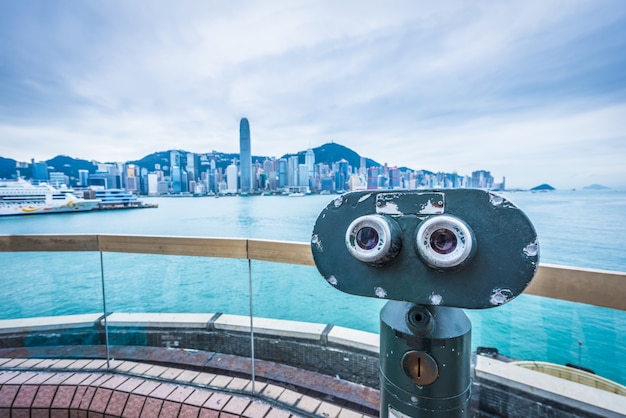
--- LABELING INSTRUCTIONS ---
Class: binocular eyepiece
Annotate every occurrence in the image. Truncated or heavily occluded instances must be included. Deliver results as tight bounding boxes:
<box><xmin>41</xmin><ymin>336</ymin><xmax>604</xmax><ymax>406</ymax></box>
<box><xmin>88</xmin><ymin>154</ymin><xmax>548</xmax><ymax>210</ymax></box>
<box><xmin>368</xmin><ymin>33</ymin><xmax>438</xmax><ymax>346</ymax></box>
<box><xmin>346</xmin><ymin>214</ymin><xmax>475</xmax><ymax>270</ymax></box>
<box><xmin>346</xmin><ymin>215</ymin><xmax>402</xmax><ymax>265</ymax></box>
<box><xmin>312</xmin><ymin>189</ymin><xmax>539</xmax><ymax>309</ymax></box>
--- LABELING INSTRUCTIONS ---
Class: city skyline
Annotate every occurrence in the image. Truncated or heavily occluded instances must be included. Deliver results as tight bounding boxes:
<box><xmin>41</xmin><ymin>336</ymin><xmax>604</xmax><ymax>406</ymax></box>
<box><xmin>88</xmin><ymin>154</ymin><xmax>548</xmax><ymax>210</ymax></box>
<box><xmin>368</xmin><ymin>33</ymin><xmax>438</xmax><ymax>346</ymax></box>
<box><xmin>2</xmin><ymin>140</ymin><xmax>503</xmax><ymax>195</ymax></box>
<box><xmin>0</xmin><ymin>137</ymin><xmax>613</xmax><ymax>191</ymax></box>
<box><xmin>1</xmin><ymin>1</ymin><xmax>625</xmax><ymax>190</ymax></box>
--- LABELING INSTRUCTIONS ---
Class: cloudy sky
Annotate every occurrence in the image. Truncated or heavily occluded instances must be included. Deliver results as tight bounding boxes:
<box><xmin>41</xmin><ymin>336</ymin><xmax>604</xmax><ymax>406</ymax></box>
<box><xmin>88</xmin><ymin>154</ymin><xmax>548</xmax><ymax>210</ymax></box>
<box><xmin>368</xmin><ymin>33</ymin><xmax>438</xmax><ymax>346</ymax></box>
<box><xmin>1</xmin><ymin>1</ymin><xmax>624</xmax><ymax>189</ymax></box>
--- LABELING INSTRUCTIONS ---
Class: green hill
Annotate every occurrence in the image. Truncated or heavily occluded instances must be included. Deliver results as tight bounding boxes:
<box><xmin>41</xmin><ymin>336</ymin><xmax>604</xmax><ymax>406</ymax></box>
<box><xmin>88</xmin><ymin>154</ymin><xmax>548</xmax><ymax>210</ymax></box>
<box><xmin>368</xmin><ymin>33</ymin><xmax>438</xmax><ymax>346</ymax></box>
<box><xmin>0</xmin><ymin>157</ymin><xmax>18</xmax><ymax>179</ymax></box>
<box><xmin>530</xmin><ymin>183</ymin><xmax>555</xmax><ymax>191</ymax></box>
<box><xmin>282</xmin><ymin>142</ymin><xmax>381</xmax><ymax>168</ymax></box>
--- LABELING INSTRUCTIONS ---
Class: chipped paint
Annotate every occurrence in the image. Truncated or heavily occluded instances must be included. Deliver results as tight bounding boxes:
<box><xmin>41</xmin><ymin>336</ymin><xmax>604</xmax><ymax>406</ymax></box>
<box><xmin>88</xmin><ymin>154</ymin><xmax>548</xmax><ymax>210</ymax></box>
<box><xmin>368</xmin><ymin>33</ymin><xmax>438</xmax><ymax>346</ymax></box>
<box><xmin>489</xmin><ymin>194</ymin><xmax>504</xmax><ymax>206</ymax></box>
<box><xmin>357</xmin><ymin>193</ymin><xmax>372</xmax><ymax>203</ymax></box>
<box><xmin>374</xmin><ymin>287</ymin><xmax>387</xmax><ymax>298</ymax></box>
<box><xmin>419</xmin><ymin>199</ymin><xmax>445</xmax><ymax>214</ymax></box>
<box><xmin>490</xmin><ymin>288</ymin><xmax>513</xmax><ymax>305</ymax></box>
<box><xmin>429</xmin><ymin>293</ymin><xmax>443</xmax><ymax>305</ymax></box>
<box><xmin>327</xmin><ymin>275</ymin><xmax>338</xmax><ymax>286</ymax></box>
<box><xmin>376</xmin><ymin>201</ymin><xmax>402</xmax><ymax>215</ymax></box>
<box><xmin>524</xmin><ymin>240</ymin><xmax>539</xmax><ymax>257</ymax></box>
<box><xmin>375</xmin><ymin>193</ymin><xmax>402</xmax><ymax>215</ymax></box>
<box><xmin>333</xmin><ymin>197</ymin><xmax>343</xmax><ymax>208</ymax></box>
<box><xmin>374</xmin><ymin>191</ymin><xmax>445</xmax><ymax>215</ymax></box>
<box><xmin>311</xmin><ymin>234</ymin><xmax>323</xmax><ymax>251</ymax></box>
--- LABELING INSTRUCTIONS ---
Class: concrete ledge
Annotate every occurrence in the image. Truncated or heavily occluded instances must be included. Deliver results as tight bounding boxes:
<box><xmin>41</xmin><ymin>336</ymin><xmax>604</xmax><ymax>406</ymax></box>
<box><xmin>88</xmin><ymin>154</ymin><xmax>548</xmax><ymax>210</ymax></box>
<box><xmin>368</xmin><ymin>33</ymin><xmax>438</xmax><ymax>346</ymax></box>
<box><xmin>327</xmin><ymin>326</ymin><xmax>379</xmax><ymax>354</ymax></box>
<box><xmin>214</xmin><ymin>314</ymin><xmax>328</xmax><ymax>341</ymax></box>
<box><xmin>475</xmin><ymin>355</ymin><xmax>626</xmax><ymax>417</ymax></box>
<box><xmin>0</xmin><ymin>314</ymin><xmax>102</xmax><ymax>334</ymax></box>
<box><xmin>102</xmin><ymin>312</ymin><xmax>216</xmax><ymax>329</ymax></box>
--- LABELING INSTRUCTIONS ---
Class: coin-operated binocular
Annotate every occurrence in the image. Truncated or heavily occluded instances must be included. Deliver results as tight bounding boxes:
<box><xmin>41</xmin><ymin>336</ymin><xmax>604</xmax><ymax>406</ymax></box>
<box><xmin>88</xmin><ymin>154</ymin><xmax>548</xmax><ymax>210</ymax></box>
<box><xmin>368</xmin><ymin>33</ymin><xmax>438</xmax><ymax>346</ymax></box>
<box><xmin>311</xmin><ymin>190</ymin><xmax>539</xmax><ymax>418</ymax></box>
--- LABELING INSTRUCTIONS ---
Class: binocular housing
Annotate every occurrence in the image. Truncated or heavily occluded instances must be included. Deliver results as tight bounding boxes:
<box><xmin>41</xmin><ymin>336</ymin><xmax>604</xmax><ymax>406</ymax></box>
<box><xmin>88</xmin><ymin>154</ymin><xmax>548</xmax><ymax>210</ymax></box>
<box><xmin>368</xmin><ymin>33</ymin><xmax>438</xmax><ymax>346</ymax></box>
<box><xmin>311</xmin><ymin>189</ymin><xmax>539</xmax><ymax>309</ymax></box>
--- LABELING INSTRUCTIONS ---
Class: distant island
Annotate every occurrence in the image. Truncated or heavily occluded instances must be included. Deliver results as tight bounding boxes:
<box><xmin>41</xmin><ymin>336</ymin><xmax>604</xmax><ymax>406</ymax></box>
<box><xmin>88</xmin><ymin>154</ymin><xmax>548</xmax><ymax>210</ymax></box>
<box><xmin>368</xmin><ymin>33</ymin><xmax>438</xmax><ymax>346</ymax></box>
<box><xmin>583</xmin><ymin>184</ymin><xmax>610</xmax><ymax>190</ymax></box>
<box><xmin>530</xmin><ymin>184</ymin><xmax>555</xmax><ymax>191</ymax></box>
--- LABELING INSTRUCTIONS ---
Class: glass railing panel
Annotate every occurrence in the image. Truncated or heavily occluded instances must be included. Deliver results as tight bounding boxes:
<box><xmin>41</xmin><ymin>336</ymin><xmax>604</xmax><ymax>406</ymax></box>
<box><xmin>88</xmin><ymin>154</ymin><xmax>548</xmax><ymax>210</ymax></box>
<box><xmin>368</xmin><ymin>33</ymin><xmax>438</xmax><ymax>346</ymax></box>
<box><xmin>100</xmin><ymin>252</ymin><xmax>254</xmax><ymax>379</ymax></box>
<box><xmin>466</xmin><ymin>294</ymin><xmax>626</xmax><ymax>386</ymax></box>
<box><xmin>100</xmin><ymin>253</ymin><xmax>252</xmax><ymax>315</ymax></box>
<box><xmin>0</xmin><ymin>251</ymin><xmax>105</xmax><ymax>351</ymax></box>
<box><xmin>250</xmin><ymin>260</ymin><xmax>385</xmax><ymax>331</ymax></box>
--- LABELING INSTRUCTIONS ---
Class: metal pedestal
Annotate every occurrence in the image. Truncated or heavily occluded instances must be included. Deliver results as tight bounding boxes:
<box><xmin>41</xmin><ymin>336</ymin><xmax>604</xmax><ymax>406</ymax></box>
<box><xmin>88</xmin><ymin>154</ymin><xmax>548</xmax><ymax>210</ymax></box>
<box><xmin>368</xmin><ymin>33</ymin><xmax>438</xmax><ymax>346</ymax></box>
<box><xmin>380</xmin><ymin>301</ymin><xmax>472</xmax><ymax>418</ymax></box>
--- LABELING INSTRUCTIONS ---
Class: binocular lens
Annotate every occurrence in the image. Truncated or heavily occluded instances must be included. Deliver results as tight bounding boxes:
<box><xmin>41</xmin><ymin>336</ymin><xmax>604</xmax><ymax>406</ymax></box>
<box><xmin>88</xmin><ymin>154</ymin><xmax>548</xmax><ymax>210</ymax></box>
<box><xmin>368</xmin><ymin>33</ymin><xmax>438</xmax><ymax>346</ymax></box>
<box><xmin>345</xmin><ymin>215</ymin><xmax>401</xmax><ymax>265</ymax></box>
<box><xmin>416</xmin><ymin>215</ymin><xmax>475</xmax><ymax>270</ymax></box>
<box><xmin>356</xmin><ymin>226</ymin><xmax>380</xmax><ymax>250</ymax></box>
<box><xmin>430</xmin><ymin>228</ymin><xmax>457</xmax><ymax>255</ymax></box>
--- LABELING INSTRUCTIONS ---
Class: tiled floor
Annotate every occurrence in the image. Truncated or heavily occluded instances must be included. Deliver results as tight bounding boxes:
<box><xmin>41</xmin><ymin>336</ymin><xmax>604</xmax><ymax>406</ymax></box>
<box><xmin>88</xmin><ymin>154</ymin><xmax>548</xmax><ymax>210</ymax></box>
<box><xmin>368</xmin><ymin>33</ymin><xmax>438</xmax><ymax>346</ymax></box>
<box><xmin>0</xmin><ymin>358</ymin><xmax>375</xmax><ymax>418</ymax></box>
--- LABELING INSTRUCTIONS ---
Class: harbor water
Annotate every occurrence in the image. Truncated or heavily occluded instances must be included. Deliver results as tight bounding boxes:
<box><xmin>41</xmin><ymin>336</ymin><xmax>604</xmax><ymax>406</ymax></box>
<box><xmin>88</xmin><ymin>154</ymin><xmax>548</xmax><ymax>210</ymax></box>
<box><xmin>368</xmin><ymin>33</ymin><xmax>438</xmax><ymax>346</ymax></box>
<box><xmin>1</xmin><ymin>189</ymin><xmax>625</xmax><ymax>385</ymax></box>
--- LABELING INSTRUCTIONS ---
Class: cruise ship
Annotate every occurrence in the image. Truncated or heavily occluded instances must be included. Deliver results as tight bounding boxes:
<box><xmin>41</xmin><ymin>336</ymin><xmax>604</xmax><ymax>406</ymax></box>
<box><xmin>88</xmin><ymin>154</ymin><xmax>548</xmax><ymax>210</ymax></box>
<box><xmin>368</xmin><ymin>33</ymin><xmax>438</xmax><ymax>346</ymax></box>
<box><xmin>0</xmin><ymin>179</ymin><xmax>100</xmax><ymax>216</ymax></box>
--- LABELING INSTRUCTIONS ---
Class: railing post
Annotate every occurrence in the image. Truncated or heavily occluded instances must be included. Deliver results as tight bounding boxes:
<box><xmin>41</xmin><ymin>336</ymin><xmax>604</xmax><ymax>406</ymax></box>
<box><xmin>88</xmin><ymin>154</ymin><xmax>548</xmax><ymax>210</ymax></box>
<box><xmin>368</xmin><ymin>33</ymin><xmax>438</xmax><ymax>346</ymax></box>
<box><xmin>248</xmin><ymin>256</ymin><xmax>256</xmax><ymax>392</ymax></box>
<box><xmin>99</xmin><ymin>250</ymin><xmax>111</xmax><ymax>369</ymax></box>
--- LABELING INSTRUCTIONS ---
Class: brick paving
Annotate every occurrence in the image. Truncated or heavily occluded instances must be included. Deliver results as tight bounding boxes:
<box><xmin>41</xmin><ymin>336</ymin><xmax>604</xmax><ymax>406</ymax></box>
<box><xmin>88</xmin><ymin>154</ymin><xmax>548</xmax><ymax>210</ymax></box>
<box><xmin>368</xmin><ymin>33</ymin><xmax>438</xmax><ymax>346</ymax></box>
<box><xmin>0</xmin><ymin>359</ymin><xmax>375</xmax><ymax>418</ymax></box>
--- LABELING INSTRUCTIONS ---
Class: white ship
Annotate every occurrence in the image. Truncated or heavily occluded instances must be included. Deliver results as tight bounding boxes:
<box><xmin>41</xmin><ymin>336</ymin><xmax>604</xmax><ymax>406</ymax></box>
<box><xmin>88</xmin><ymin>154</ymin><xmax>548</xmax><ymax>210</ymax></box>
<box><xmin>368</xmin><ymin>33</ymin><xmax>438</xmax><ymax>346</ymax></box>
<box><xmin>0</xmin><ymin>179</ymin><xmax>100</xmax><ymax>216</ymax></box>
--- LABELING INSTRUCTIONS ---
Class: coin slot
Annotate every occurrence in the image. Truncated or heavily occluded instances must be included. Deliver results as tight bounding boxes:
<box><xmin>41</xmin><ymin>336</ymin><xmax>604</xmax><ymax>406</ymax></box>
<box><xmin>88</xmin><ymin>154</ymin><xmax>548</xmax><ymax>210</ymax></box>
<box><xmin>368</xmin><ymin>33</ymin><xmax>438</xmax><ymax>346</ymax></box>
<box><xmin>401</xmin><ymin>351</ymin><xmax>438</xmax><ymax>385</ymax></box>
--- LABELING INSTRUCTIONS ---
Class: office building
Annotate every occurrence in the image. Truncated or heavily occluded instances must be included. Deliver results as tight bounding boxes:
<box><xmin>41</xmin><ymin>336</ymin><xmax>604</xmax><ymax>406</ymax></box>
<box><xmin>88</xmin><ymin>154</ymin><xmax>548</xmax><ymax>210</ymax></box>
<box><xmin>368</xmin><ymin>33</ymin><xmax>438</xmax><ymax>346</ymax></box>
<box><xmin>471</xmin><ymin>170</ymin><xmax>494</xmax><ymax>189</ymax></box>
<box><xmin>226</xmin><ymin>163</ymin><xmax>238</xmax><ymax>194</ymax></box>
<box><xmin>49</xmin><ymin>172</ymin><xmax>67</xmax><ymax>188</ymax></box>
<box><xmin>32</xmin><ymin>161</ymin><xmax>48</xmax><ymax>184</ymax></box>
<box><xmin>287</xmin><ymin>156</ymin><xmax>299</xmax><ymax>187</ymax></box>
<box><xmin>78</xmin><ymin>170</ymin><xmax>90</xmax><ymax>187</ymax></box>
<box><xmin>186</xmin><ymin>153</ymin><xmax>196</xmax><ymax>190</ymax></box>
<box><xmin>298</xmin><ymin>164</ymin><xmax>309</xmax><ymax>187</ymax></box>
<box><xmin>278</xmin><ymin>159</ymin><xmax>287</xmax><ymax>188</ymax></box>
<box><xmin>336</xmin><ymin>159</ymin><xmax>349</xmax><ymax>191</ymax></box>
<box><xmin>305</xmin><ymin>148</ymin><xmax>315</xmax><ymax>189</ymax></box>
<box><xmin>240</xmin><ymin>118</ymin><xmax>252</xmax><ymax>193</ymax></box>
<box><xmin>147</xmin><ymin>173</ymin><xmax>159</xmax><ymax>195</ymax></box>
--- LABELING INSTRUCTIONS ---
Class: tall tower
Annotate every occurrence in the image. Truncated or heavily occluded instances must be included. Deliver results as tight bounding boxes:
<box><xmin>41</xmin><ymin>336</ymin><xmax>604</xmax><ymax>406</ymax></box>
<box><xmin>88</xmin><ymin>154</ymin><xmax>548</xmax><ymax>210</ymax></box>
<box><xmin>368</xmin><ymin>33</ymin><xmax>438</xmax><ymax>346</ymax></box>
<box><xmin>239</xmin><ymin>118</ymin><xmax>252</xmax><ymax>193</ymax></box>
<box><xmin>305</xmin><ymin>148</ymin><xmax>315</xmax><ymax>191</ymax></box>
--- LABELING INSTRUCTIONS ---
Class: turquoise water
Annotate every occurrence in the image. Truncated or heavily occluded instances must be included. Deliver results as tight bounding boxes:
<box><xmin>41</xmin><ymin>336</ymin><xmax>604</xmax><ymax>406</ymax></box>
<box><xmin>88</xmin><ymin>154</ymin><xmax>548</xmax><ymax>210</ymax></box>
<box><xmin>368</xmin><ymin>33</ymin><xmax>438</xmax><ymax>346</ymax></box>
<box><xmin>1</xmin><ymin>190</ymin><xmax>625</xmax><ymax>385</ymax></box>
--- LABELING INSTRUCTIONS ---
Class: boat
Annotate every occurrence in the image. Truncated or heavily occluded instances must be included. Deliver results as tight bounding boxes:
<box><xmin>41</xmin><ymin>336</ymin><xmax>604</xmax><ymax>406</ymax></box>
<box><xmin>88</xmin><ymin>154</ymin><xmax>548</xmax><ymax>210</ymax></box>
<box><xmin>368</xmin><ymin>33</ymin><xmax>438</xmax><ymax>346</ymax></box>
<box><xmin>0</xmin><ymin>179</ymin><xmax>100</xmax><ymax>216</ymax></box>
<box><xmin>90</xmin><ymin>188</ymin><xmax>157</xmax><ymax>210</ymax></box>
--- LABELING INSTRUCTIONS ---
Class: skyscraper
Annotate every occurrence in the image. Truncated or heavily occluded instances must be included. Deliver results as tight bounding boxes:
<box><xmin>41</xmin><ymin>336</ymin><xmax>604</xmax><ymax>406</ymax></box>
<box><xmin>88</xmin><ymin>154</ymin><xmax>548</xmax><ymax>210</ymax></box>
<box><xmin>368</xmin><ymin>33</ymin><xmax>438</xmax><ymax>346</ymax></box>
<box><xmin>226</xmin><ymin>163</ymin><xmax>238</xmax><ymax>194</ymax></box>
<box><xmin>170</xmin><ymin>150</ymin><xmax>182</xmax><ymax>193</ymax></box>
<box><xmin>305</xmin><ymin>148</ymin><xmax>315</xmax><ymax>190</ymax></box>
<box><xmin>32</xmin><ymin>160</ymin><xmax>48</xmax><ymax>184</ymax></box>
<box><xmin>287</xmin><ymin>155</ymin><xmax>300</xmax><ymax>188</ymax></box>
<box><xmin>239</xmin><ymin>118</ymin><xmax>252</xmax><ymax>193</ymax></box>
